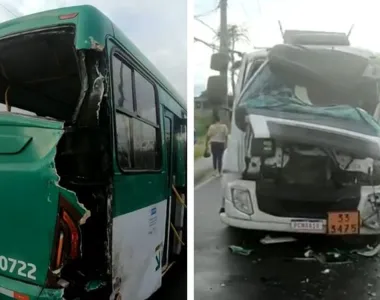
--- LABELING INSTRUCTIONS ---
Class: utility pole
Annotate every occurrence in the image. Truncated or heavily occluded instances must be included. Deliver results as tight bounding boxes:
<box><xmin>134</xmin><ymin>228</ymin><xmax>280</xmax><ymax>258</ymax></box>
<box><xmin>219</xmin><ymin>0</ymin><xmax>229</xmax><ymax>123</ymax></box>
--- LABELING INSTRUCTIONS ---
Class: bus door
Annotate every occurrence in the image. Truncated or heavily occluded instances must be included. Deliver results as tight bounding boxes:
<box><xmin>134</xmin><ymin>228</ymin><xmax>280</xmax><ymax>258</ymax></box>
<box><xmin>162</xmin><ymin>110</ymin><xmax>175</xmax><ymax>270</ymax></box>
<box><xmin>171</xmin><ymin>117</ymin><xmax>187</xmax><ymax>257</ymax></box>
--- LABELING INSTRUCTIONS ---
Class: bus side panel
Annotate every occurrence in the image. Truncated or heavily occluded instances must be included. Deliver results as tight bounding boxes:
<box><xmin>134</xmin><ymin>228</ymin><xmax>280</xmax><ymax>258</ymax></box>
<box><xmin>112</xmin><ymin>197</ymin><xmax>167</xmax><ymax>300</ymax></box>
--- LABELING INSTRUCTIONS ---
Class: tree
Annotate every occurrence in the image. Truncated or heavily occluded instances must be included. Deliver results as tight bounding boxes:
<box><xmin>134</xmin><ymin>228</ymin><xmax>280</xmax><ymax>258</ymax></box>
<box><xmin>214</xmin><ymin>24</ymin><xmax>250</xmax><ymax>97</ymax></box>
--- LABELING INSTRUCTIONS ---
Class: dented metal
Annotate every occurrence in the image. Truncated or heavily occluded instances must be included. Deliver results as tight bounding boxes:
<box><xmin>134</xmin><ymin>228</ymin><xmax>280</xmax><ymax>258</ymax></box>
<box><xmin>89</xmin><ymin>36</ymin><xmax>105</xmax><ymax>52</ymax></box>
<box><xmin>72</xmin><ymin>51</ymin><xmax>89</xmax><ymax>123</ymax></box>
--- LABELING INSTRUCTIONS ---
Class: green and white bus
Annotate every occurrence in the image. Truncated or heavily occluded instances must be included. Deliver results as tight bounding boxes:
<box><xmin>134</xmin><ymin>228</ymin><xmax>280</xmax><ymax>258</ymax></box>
<box><xmin>0</xmin><ymin>5</ymin><xmax>187</xmax><ymax>300</ymax></box>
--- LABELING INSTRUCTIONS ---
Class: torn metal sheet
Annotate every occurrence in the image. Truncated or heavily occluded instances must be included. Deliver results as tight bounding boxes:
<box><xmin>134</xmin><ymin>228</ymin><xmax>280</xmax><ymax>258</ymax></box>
<box><xmin>85</xmin><ymin>280</ymin><xmax>107</xmax><ymax>292</ymax></box>
<box><xmin>89</xmin><ymin>36</ymin><xmax>105</xmax><ymax>52</ymax></box>
<box><xmin>293</xmin><ymin>256</ymin><xmax>351</xmax><ymax>265</ymax></box>
<box><xmin>293</xmin><ymin>257</ymin><xmax>316</xmax><ymax>262</ymax></box>
<box><xmin>72</xmin><ymin>51</ymin><xmax>89</xmax><ymax>122</ymax></box>
<box><xmin>228</xmin><ymin>245</ymin><xmax>253</xmax><ymax>256</ymax></box>
<box><xmin>352</xmin><ymin>243</ymin><xmax>380</xmax><ymax>257</ymax></box>
<box><xmin>93</xmin><ymin>63</ymin><xmax>105</xmax><ymax>120</ymax></box>
<box><xmin>304</xmin><ymin>250</ymin><xmax>326</xmax><ymax>264</ymax></box>
<box><xmin>77</xmin><ymin>58</ymin><xmax>105</xmax><ymax>126</ymax></box>
<box><xmin>59</xmin><ymin>186</ymin><xmax>91</xmax><ymax>225</ymax></box>
<box><xmin>260</xmin><ymin>235</ymin><xmax>297</xmax><ymax>244</ymax></box>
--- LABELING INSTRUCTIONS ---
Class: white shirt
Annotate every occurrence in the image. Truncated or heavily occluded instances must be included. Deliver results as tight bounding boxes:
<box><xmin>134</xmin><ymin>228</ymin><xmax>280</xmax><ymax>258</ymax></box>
<box><xmin>207</xmin><ymin>123</ymin><xmax>228</xmax><ymax>143</ymax></box>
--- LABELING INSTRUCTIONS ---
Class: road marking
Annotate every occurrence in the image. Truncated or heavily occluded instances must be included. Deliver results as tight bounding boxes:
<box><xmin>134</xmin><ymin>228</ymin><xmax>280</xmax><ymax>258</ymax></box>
<box><xmin>195</xmin><ymin>176</ymin><xmax>218</xmax><ymax>190</ymax></box>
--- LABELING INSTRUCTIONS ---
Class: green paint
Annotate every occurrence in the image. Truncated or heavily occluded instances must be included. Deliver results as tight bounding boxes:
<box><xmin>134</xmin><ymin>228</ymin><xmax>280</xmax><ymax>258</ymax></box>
<box><xmin>0</xmin><ymin>5</ymin><xmax>113</xmax><ymax>55</ymax></box>
<box><xmin>0</xmin><ymin>3</ymin><xmax>187</xmax><ymax>218</ymax></box>
<box><xmin>85</xmin><ymin>280</ymin><xmax>107</xmax><ymax>292</ymax></box>
<box><xmin>107</xmin><ymin>40</ymin><xmax>186</xmax><ymax>217</ymax></box>
<box><xmin>0</xmin><ymin>116</ymin><xmax>64</xmax><ymax>286</ymax></box>
<box><xmin>0</xmin><ymin>4</ymin><xmax>185</xmax><ymax>111</ymax></box>
<box><xmin>0</xmin><ymin>273</ymin><xmax>63</xmax><ymax>299</ymax></box>
<box><xmin>0</xmin><ymin>114</ymin><xmax>86</xmax><ymax>295</ymax></box>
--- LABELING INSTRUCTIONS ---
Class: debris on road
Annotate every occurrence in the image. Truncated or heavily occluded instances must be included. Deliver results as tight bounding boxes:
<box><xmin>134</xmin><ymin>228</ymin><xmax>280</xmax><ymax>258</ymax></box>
<box><xmin>304</xmin><ymin>249</ymin><xmax>326</xmax><ymax>263</ymax></box>
<box><xmin>326</xmin><ymin>251</ymin><xmax>341</xmax><ymax>259</ymax></box>
<box><xmin>301</xmin><ymin>248</ymin><xmax>353</xmax><ymax>265</ymax></box>
<box><xmin>321</xmin><ymin>269</ymin><xmax>330</xmax><ymax>274</ymax></box>
<box><xmin>228</xmin><ymin>245</ymin><xmax>253</xmax><ymax>256</ymax></box>
<box><xmin>260</xmin><ymin>235</ymin><xmax>297</xmax><ymax>245</ymax></box>
<box><xmin>85</xmin><ymin>280</ymin><xmax>107</xmax><ymax>292</ymax></box>
<box><xmin>352</xmin><ymin>243</ymin><xmax>380</xmax><ymax>257</ymax></box>
<box><xmin>293</xmin><ymin>257</ymin><xmax>316</xmax><ymax>262</ymax></box>
<box><xmin>368</xmin><ymin>292</ymin><xmax>377</xmax><ymax>297</ymax></box>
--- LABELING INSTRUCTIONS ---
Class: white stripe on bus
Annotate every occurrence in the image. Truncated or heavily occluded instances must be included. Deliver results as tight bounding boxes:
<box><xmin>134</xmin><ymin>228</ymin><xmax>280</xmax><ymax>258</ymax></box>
<box><xmin>0</xmin><ymin>286</ymin><xmax>14</xmax><ymax>297</ymax></box>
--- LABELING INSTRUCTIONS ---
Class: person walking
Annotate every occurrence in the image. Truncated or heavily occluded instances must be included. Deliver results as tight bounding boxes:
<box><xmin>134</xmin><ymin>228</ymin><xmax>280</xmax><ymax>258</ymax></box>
<box><xmin>206</xmin><ymin>115</ymin><xmax>228</xmax><ymax>176</ymax></box>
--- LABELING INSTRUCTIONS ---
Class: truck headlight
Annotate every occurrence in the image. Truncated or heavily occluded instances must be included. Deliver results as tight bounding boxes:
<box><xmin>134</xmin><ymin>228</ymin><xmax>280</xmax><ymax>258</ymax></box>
<box><xmin>231</xmin><ymin>187</ymin><xmax>253</xmax><ymax>215</ymax></box>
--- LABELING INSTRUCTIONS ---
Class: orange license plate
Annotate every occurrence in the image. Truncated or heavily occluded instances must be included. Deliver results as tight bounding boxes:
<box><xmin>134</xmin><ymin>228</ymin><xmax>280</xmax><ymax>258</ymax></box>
<box><xmin>327</xmin><ymin>211</ymin><xmax>360</xmax><ymax>235</ymax></box>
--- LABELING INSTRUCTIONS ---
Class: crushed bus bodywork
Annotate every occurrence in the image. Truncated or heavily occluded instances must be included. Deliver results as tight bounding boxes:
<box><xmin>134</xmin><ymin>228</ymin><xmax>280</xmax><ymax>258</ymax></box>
<box><xmin>0</xmin><ymin>16</ymin><xmax>111</xmax><ymax>300</ymax></box>
<box><xmin>222</xmin><ymin>43</ymin><xmax>380</xmax><ymax>235</ymax></box>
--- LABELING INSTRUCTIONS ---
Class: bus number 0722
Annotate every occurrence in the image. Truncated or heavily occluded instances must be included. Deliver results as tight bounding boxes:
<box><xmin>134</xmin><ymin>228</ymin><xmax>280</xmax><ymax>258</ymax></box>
<box><xmin>0</xmin><ymin>256</ymin><xmax>36</xmax><ymax>280</ymax></box>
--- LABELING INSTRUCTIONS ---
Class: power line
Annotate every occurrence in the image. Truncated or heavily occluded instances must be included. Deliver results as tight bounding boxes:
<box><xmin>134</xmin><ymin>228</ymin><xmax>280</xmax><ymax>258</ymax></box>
<box><xmin>194</xmin><ymin>3</ymin><xmax>220</xmax><ymax>18</ymax></box>
<box><xmin>194</xmin><ymin>36</ymin><xmax>243</xmax><ymax>57</ymax></box>
<box><xmin>194</xmin><ymin>37</ymin><xmax>219</xmax><ymax>51</ymax></box>
<box><xmin>194</xmin><ymin>17</ymin><xmax>217</xmax><ymax>35</ymax></box>
<box><xmin>0</xmin><ymin>3</ymin><xmax>20</xmax><ymax>17</ymax></box>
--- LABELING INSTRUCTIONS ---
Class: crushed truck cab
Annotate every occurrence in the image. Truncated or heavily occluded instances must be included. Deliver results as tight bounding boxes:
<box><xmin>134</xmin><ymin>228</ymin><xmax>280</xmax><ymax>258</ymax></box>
<box><xmin>219</xmin><ymin>31</ymin><xmax>380</xmax><ymax>237</ymax></box>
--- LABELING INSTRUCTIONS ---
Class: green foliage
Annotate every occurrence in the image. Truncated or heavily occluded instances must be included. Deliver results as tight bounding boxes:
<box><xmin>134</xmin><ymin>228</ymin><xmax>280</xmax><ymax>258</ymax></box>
<box><xmin>195</xmin><ymin>111</ymin><xmax>213</xmax><ymax>137</ymax></box>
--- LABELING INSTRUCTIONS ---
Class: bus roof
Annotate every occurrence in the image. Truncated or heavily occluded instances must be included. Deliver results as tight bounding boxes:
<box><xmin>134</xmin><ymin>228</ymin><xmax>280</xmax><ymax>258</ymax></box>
<box><xmin>0</xmin><ymin>5</ymin><xmax>186</xmax><ymax>110</ymax></box>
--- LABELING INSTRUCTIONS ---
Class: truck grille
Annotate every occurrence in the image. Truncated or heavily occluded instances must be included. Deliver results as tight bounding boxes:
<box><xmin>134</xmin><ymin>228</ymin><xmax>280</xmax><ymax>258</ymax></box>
<box><xmin>256</xmin><ymin>182</ymin><xmax>361</xmax><ymax>219</ymax></box>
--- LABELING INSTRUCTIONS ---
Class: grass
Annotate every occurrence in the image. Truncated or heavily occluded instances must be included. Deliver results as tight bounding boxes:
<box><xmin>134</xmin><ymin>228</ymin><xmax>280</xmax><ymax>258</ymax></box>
<box><xmin>194</xmin><ymin>136</ymin><xmax>206</xmax><ymax>160</ymax></box>
<box><xmin>194</xmin><ymin>110</ymin><xmax>212</xmax><ymax>160</ymax></box>
<box><xmin>195</xmin><ymin>111</ymin><xmax>212</xmax><ymax>137</ymax></box>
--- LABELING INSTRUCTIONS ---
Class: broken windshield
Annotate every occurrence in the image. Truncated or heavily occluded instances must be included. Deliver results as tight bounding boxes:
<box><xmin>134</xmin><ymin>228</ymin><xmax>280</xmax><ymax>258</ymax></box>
<box><xmin>0</xmin><ymin>26</ymin><xmax>82</xmax><ymax>121</ymax></box>
<box><xmin>238</xmin><ymin>50</ymin><xmax>380</xmax><ymax>136</ymax></box>
<box><xmin>240</xmin><ymin>61</ymin><xmax>380</xmax><ymax>111</ymax></box>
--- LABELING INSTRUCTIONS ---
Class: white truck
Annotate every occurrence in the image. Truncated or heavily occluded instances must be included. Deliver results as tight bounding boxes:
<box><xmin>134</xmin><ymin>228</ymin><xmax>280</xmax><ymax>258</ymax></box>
<box><xmin>207</xmin><ymin>30</ymin><xmax>380</xmax><ymax>236</ymax></box>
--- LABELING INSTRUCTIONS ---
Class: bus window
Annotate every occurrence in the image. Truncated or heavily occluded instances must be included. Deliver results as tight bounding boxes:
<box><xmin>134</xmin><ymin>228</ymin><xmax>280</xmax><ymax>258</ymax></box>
<box><xmin>112</xmin><ymin>56</ymin><xmax>134</xmax><ymax>112</ymax></box>
<box><xmin>112</xmin><ymin>54</ymin><xmax>161</xmax><ymax>171</ymax></box>
<box><xmin>116</xmin><ymin>113</ymin><xmax>133</xmax><ymax>169</ymax></box>
<box><xmin>133</xmin><ymin>119</ymin><xmax>159</xmax><ymax>169</ymax></box>
<box><xmin>135</xmin><ymin>71</ymin><xmax>157</xmax><ymax>124</ymax></box>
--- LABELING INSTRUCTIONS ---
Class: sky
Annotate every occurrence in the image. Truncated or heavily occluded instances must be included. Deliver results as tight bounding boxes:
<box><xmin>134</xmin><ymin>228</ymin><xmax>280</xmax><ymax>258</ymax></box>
<box><xmin>194</xmin><ymin>0</ymin><xmax>380</xmax><ymax>96</ymax></box>
<box><xmin>0</xmin><ymin>0</ymin><xmax>187</xmax><ymax>99</ymax></box>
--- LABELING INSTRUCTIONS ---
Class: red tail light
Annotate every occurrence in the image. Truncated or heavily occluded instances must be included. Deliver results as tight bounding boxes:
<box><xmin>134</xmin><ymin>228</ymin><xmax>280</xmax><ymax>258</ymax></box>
<box><xmin>59</xmin><ymin>13</ymin><xmax>78</xmax><ymax>20</ymax></box>
<box><xmin>62</xmin><ymin>210</ymin><xmax>80</xmax><ymax>259</ymax></box>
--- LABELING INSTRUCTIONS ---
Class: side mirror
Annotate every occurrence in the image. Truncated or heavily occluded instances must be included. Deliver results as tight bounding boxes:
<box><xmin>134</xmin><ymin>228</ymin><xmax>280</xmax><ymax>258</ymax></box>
<box><xmin>210</xmin><ymin>53</ymin><xmax>229</xmax><ymax>72</ymax></box>
<box><xmin>207</xmin><ymin>75</ymin><xmax>228</xmax><ymax>105</ymax></box>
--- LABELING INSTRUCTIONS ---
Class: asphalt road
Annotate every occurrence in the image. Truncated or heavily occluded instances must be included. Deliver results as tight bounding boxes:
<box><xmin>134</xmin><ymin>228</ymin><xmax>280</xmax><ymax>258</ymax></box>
<box><xmin>195</xmin><ymin>177</ymin><xmax>380</xmax><ymax>300</ymax></box>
